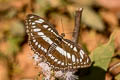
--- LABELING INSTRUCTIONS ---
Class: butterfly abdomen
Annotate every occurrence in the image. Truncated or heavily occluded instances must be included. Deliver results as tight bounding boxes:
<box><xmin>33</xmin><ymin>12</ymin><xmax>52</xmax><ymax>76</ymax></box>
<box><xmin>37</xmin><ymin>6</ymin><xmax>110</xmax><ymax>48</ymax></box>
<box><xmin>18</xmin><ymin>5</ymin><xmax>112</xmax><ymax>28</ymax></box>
<box><xmin>25</xmin><ymin>14</ymin><xmax>91</xmax><ymax>71</ymax></box>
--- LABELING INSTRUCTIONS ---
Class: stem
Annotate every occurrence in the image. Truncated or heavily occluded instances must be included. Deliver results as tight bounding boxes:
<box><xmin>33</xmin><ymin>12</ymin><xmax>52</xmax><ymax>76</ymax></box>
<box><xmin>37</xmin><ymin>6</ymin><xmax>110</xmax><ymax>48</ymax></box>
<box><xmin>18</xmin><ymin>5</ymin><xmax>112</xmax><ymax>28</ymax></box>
<box><xmin>72</xmin><ymin>8</ymin><xmax>83</xmax><ymax>44</ymax></box>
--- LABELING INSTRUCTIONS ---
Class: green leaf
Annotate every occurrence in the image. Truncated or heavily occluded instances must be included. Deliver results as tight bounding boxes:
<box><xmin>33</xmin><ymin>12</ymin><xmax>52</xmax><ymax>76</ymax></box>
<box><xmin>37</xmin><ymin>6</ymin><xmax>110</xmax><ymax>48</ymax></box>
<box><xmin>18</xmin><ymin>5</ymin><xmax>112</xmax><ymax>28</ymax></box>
<box><xmin>73</xmin><ymin>0</ymin><xmax>96</xmax><ymax>6</ymax></box>
<box><xmin>7</xmin><ymin>37</ymin><xmax>23</xmax><ymax>55</ymax></box>
<box><xmin>10</xmin><ymin>20</ymin><xmax>25</xmax><ymax>37</ymax></box>
<box><xmin>82</xmin><ymin>7</ymin><xmax>105</xmax><ymax>31</ymax></box>
<box><xmin>35</xmin><ymin>0</ymin><xmax>51</xmax><ymax>16</ymax></box>
<box><xmin>79</xmin><ymin>36</ymin><xmax>114</xmax><ymax>80</ymax></box>
<box><xmin>91</xmin><ymin>36</ymin><xmax>114</xmax><ymax>70</ymax></box>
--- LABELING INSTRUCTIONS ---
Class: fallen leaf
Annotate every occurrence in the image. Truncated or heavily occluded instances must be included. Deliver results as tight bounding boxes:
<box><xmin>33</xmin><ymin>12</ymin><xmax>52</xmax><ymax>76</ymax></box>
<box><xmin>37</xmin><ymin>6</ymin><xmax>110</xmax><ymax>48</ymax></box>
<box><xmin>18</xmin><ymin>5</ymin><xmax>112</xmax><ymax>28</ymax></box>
<box><xmin>82</xmin><ymin>7</ymin><xmax>105</xmax><ymax>31</ymax></box>
<box><xmin>91</xmin><ymin>34</ymin><xmax>114</xmax><ymax>70</ymax></box>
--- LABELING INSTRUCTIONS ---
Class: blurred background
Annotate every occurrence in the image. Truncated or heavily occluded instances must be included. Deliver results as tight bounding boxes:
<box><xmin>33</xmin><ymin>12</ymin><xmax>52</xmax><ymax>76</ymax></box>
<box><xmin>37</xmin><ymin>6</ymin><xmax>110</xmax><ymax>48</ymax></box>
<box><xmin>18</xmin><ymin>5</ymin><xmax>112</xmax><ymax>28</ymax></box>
<box><xmin>0</xmin><ymin>0</ymin><xmax>120</xmax><ymax>80</ymax></box>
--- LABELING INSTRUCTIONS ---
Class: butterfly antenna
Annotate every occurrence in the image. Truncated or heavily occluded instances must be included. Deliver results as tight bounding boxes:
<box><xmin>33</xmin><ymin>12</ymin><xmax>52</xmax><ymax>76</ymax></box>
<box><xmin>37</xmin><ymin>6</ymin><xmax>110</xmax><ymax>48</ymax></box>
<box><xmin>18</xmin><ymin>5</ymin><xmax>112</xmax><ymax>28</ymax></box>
<box><xmin>61</xmin><ymin>18</ymin><xmax>65</xmax><ymax>37</ymax></box>
<box><xmin>60</xmin><ymin>18</ymin><xmax>73</xmax><ymax>36</ymax></box>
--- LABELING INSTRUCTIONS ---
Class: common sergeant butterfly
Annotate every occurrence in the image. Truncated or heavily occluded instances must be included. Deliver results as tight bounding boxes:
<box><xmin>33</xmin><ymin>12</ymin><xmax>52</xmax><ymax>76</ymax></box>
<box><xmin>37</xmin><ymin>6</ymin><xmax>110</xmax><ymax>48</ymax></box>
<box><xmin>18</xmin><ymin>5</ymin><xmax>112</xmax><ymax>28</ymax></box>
<box><xmin>25</xmin><ymin>14</ymin><xmax>91</xmax><ymax>71</ymax></box>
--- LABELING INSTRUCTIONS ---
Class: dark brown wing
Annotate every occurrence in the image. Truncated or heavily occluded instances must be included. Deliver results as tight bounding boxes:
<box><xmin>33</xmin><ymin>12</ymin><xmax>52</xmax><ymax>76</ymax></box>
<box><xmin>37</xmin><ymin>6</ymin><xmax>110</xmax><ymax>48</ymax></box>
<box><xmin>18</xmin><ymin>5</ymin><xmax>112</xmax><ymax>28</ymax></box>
<box><xmin>25</xmin><ymin>14</ymin><xmax>70</xmax><ymax>70</ymax></box>
<box><xmin>25</xmin><ymin>14</ymin><xmax>91</xmax><ymax>70</ymax></box>
<box><xmin>61</xmin><ymin>39</ymin><xmax>91</xmax><ymax>68</ymax></box>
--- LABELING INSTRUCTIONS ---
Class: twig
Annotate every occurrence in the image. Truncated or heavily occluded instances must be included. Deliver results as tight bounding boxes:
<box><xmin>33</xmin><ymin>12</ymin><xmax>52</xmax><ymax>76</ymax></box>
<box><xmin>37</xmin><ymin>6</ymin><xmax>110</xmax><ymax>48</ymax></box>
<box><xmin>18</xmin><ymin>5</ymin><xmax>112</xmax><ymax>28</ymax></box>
<box><xmin>72</xmin><ymin>8</ymin><xmax>83</xmax><ymax>44</ymax></box>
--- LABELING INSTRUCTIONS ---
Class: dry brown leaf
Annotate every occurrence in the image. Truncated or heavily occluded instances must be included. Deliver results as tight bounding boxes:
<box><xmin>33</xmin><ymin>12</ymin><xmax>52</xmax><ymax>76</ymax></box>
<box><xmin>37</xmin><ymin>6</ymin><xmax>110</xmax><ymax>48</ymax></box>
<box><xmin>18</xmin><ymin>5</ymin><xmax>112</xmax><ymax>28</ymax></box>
<box><xmin>112</xmin><ymin>28</ymin><xmax>120</xmax><ymax>50</ymax></box>
<box><xmin>100</xmin><ymin>10</ymin><xmax>119</xmax><ymax>26</ymax></box>
<box><xmin>15</xmin><ymin>44</ymin><xmax>41</xmax><ymax>80</ymax></box>
<box><xmin>81</xmin><ymin>30</ymin><xmax>108</xmax><ymax>52</ymax></box>
<box><xmin>0</xmin><ymin>41</ymin><xmax>10</xmax><ymax>55</ymax></box>
<box><xmin>10</xmin><ymin>0</ymin><xmax>30</xmax><ymax>10</ymax></box>
<box><xmin>48</xmin><ymin>0</ymin><xmax>60</xmax><ymax>7</ymax></box>
<box><xmin>97</xmin><ymin>0</ymin><xmax>120</xmax><ymax>12</ymax></box>
<box><xmin>105</xmin><ymin>73</ymin><xmax>113</xmax><ymax>80</ymax></box>
<box><xmin>109</xmin><ymin>58</ymin><xmax>120</xmax><ymax>76</ymax></box>
<box><xmin>0</xmin><ymin>61</ymin><xmax>9</xmax><ymax>80</ymax></box>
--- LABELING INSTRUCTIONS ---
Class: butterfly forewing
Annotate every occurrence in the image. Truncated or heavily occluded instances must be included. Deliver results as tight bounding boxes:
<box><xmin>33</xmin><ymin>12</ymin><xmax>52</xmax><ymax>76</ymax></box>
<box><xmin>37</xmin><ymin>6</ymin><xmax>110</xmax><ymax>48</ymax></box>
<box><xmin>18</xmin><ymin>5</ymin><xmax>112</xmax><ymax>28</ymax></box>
<box><xmin>25</xmin><ymin>14</ymin><xmax>67</xmax><ymax>69</ymax></box>
<box><xmin>25</xmin><ymin>14</ymin><xmax>91</xmax><ymax>71</ymax></box>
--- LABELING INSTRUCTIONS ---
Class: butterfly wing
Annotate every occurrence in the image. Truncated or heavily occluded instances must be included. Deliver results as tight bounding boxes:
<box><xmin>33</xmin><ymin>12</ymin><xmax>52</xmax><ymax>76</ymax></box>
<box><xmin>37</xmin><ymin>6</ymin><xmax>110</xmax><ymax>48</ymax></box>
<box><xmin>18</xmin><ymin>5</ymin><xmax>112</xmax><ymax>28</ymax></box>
<box><xmin>25</xmin><ymin>14</ymin><xmax>70</xmax><ymax>69</ymax></box>
<box><xmin>25</xmin><ymin>14</ymin><xmax>91</xmax><ymax>70</ymax></box>
<box><xmin>61</xmin><ymin>39</ymin><xmax>91</xmax><ymax>68</ymax></box>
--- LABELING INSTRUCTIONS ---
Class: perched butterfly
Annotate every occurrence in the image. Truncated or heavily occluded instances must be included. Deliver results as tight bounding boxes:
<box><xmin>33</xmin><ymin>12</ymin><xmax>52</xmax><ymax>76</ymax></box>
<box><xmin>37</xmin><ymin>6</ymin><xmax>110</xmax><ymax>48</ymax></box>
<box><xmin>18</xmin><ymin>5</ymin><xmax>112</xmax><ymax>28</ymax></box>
<box><xmin>25</xmin><ymin>14</ymin><xmax>91</xmax><ymax>71</ymax></box>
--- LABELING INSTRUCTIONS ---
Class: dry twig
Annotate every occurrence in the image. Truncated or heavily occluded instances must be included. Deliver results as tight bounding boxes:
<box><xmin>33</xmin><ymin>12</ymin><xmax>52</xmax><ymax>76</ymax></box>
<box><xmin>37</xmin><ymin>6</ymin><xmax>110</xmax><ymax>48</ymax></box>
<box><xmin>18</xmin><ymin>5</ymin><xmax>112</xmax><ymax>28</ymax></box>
<box><xmin>72</xmin><ymin>8</ymin><xmax>83</xmax><ymax>44</ymax></box>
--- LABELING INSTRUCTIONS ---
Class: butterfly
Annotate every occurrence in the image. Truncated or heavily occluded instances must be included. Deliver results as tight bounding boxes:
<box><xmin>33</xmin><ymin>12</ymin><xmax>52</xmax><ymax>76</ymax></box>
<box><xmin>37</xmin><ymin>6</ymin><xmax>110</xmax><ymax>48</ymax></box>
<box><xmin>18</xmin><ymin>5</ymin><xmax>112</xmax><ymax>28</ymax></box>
<box><xmin>25</xmin><ymin>14</ymin><xmax>91</xmax><ymax>71</ymax></box>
